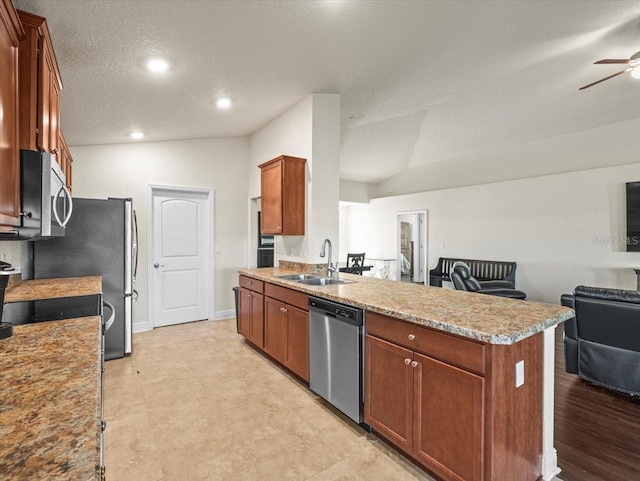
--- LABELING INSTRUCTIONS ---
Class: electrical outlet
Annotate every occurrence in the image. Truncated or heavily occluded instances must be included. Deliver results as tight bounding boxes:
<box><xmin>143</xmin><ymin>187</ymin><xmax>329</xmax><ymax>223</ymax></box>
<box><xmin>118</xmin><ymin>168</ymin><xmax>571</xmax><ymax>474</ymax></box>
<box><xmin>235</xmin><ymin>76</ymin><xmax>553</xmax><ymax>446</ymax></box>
<box><xmin>515</xmin><ymin>360</ymin><xmax>525</xmax><ymax>387</ymax></box>
<box><xmin>215</xmin><ymin>245</ymin><xmax>221</xmax><ymax>254</ymax></box>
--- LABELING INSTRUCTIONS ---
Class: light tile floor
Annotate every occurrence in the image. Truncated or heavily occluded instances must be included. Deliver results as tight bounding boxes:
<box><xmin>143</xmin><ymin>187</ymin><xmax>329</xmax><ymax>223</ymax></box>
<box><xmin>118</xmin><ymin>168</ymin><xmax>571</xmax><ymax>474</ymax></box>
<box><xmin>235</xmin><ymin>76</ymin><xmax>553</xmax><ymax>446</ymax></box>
<box><xmin>104</xmin><ymin>319</ymin><xmax>436</xmax><ymax>481</ymax></box>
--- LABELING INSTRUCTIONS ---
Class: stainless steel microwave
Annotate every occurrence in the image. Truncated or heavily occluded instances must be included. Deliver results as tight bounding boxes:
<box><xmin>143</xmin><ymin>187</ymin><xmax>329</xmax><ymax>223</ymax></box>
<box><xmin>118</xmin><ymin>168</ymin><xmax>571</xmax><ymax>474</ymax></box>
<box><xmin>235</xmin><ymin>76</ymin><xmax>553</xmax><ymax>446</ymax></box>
<box><xmin>0</xmin><ymin>150</ymin><xmax>73</xmax><ymax>240</ymax></box>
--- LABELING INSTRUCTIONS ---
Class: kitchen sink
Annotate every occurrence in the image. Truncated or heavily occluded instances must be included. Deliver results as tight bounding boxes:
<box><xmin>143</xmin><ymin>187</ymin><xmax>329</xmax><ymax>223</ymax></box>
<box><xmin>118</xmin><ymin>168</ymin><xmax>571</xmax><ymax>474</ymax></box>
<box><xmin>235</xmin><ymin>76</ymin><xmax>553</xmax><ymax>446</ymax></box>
<box><xmin>297</xmin><ymin>277</ymin><xmax>357</xmax><ymax>286</ymax></box>
<box><xmin>277</xmin><ymin>273</ymin><xmax>319</xmax><ymax>281</ymax></box>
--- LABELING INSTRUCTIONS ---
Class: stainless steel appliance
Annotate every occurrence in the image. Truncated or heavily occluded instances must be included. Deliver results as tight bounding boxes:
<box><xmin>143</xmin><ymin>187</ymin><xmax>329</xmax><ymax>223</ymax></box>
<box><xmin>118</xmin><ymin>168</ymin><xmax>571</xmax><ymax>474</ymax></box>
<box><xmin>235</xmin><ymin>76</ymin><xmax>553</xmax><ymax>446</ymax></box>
<box><xmin>32</xmin><ymin>198</ymin><xmax>138</xmax><ymax>359</ymax></box>
<box><xmin>309</xmin><ymin>296</ymin><xmax>364</xmax><ymax>423</ymax></box>
<box><xmin>0</xmin><ymin>150</ymin><xmax>72</xmax><ymax>240</ymax></box>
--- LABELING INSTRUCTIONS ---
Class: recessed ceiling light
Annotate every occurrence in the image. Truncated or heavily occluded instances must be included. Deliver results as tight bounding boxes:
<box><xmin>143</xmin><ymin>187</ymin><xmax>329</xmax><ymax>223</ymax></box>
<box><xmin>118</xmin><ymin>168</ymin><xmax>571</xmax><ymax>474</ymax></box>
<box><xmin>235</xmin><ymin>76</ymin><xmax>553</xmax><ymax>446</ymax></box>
<box><xmin>147</xmin><ymin>59</ymin><xmax>169</xmax><ymax>73</ymax></box>
<box><xmin>216</xmin><ymin>98</ymin><xmax>232</xmax><ymax>109</ymax></box>
<box><xmin>130</xmin><ymin>131</ymin><xmax>144</xmax><ymax>140</ymax></box>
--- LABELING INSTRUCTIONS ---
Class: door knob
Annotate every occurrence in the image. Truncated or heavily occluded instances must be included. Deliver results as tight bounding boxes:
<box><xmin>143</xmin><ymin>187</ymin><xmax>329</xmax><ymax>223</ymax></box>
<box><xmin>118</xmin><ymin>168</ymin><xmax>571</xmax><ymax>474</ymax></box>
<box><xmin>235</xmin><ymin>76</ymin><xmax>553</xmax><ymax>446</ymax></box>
<box><xmin>154</xmin><ymin>263</ymin><xmax>164</xmax><ymax>268</ymax></box>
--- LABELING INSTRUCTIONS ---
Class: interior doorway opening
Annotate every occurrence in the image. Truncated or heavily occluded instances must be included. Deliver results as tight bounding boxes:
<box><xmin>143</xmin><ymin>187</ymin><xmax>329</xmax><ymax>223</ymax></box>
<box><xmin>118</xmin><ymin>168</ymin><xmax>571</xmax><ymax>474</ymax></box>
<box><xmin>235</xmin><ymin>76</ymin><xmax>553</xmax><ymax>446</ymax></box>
<box><xmin>396</xmin><ymin>210</ymin><xmax>428</xmax><ymax>284</ymax></box>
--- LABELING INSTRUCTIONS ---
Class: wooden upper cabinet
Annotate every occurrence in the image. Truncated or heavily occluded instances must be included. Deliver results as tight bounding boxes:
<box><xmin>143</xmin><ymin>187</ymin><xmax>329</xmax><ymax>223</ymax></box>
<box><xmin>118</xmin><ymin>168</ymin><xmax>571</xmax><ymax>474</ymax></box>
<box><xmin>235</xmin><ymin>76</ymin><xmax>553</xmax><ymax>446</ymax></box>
<box><xmin>17</xmin><ymin>10</ymin><xmax>63</xmax><ymax>161</ymax></box>
<box><xmin>259</xmin><ymin>155</ymin><xmax>306</xmax><ymax>235</ymax></box>
<box><xmin>59</xmin><ymin>131</ymin><xmax>73</xmax><ymax>193</ymax></box>
<box><xmin>0</xmin><ymin>0</ymin><xmax>24</xmax><ymax>228</ymax></box>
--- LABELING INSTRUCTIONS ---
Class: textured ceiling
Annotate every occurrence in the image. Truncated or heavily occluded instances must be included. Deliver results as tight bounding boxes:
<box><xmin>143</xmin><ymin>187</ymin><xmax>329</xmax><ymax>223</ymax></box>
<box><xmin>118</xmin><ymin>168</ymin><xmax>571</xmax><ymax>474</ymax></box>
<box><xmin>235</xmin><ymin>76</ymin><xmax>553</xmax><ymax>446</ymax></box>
<box><xmin>13</xmin><ymin>0</ymin><xmax>640</xmax><ymax>184</ymax></box>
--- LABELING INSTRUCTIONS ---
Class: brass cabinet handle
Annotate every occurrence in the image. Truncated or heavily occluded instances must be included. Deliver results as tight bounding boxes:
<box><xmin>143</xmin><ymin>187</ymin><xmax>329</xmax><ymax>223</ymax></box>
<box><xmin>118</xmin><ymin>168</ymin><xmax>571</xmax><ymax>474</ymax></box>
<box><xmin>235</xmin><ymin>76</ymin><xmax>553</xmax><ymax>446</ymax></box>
<box><xmin>408</xmin><ymin>334</ymin><xmax>416</xmax><ymax>340</ymax></box>
<box><xmin>404</xmin><ymin>358</ymin><xmax>411</xmax><ymax>365</ymax></box>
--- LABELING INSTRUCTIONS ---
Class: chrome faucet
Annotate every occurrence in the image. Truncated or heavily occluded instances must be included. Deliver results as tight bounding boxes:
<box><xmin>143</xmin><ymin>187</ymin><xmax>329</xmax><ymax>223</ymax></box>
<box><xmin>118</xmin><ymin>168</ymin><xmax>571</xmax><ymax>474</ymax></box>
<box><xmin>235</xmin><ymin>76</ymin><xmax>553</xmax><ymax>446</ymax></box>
<box><xmin>320</xmin><ymin>238</ymin><xmax>336</xmax><ymax>278</ymax></box>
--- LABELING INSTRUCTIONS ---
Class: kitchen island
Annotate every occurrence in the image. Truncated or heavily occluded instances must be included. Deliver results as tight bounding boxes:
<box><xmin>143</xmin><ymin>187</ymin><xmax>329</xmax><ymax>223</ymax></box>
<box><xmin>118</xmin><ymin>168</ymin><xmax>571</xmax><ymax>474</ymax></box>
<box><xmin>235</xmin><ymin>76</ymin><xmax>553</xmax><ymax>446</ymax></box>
<box><xmin>238</xmin><ymin>267</ymin><xmax>573</xmax><ymax>481</ymax></box>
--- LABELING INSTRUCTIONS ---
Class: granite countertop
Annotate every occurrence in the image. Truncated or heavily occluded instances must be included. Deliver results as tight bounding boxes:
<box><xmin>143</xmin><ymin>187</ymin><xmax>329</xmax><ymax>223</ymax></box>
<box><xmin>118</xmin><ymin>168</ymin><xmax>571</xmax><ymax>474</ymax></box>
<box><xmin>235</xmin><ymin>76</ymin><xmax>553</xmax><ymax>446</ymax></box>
<box><xmin>238</xmin><ymin>268</ymin><xmax>575</xmax><ymax>345</ymax></box>
<box><xmin>0</xmin><ymin>317</ymin><xmax>102</xmax><ymax>480</ymax></box>
<box><xmin>4</xmin><ymin>276</ymin><xmax>102</xmax><ymax>303</ymax></box>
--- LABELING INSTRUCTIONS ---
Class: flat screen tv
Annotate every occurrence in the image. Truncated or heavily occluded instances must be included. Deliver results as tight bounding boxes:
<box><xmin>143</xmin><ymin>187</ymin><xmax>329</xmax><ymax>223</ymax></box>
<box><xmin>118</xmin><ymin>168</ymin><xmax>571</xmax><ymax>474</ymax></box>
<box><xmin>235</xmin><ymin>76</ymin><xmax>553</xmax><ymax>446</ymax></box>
<box><xmin>626</xmin><ymin>182</ymin><xmax>640</xmax><ymax>251</ymax></box>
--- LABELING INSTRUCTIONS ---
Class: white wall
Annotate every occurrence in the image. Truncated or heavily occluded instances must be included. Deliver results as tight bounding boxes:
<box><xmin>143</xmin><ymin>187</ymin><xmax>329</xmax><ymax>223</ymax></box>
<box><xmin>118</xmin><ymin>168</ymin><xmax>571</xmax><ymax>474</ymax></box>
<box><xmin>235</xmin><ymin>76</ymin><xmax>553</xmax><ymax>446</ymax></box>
<box><xmin>375</xmin><ymin>117</ymin><xmax>640</xmax><ymax>198</ymax></box>
<box><xmin>72</xmin><ymin>137</ymin><xmax>249</xmax><ymax>331</ymax></box>
<box><xmin>249</xmin><ymin>94</ymin><xmax>341</xmax><ymax>266</ymax></box>
<box><xmin>343</xmin><ymin>163</ymin><xmax>640</xmax><ymax>304</ymax></box>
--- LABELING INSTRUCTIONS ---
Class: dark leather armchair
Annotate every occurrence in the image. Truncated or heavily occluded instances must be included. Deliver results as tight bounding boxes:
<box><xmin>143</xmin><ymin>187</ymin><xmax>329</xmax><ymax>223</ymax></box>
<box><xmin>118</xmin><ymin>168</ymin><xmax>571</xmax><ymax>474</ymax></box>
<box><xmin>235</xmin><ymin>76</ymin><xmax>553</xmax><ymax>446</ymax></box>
<box><xmin>451</xmin><ymin>262</ymin><xmax>526</xmax><ymax>299</ymax></box>
<box><xmin>561</xmin><ymin>286</ymin><xmax>640</xmax><ymax>396</ymax></box>
<box><xmin>345</xmin><ymin>253</ymin><xmax>366</xmax><ymax>275</ymax></box>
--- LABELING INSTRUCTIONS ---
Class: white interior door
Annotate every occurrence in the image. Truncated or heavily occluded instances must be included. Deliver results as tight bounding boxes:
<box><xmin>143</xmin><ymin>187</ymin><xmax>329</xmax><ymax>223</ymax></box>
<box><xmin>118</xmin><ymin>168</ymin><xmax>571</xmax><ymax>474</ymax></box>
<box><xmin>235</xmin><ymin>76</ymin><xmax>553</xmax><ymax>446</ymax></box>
<box><xmin>151</xmin><ymin>187</ymin><xmax>211</xmax><ymax>327</ymax></box>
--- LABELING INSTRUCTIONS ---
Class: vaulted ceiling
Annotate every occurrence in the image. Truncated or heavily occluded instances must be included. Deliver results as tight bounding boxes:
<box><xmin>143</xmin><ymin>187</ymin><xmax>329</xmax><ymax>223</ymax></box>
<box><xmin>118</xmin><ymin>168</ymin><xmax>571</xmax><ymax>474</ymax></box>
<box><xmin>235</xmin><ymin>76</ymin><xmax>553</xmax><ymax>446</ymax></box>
<box><xmin>15</xmin><ymin>0</ymin><xmax>640</xmax><ymax>185</ymax></box>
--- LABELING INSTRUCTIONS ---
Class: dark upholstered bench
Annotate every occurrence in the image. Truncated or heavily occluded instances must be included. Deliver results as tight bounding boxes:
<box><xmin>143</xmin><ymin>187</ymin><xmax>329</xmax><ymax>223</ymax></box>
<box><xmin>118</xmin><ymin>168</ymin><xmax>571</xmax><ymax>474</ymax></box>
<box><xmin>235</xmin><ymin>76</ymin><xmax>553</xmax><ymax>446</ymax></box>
<box><xmin>429</xmin><ymin>258</ymin><xmax>517</xmax><ymax>287</ymax></box>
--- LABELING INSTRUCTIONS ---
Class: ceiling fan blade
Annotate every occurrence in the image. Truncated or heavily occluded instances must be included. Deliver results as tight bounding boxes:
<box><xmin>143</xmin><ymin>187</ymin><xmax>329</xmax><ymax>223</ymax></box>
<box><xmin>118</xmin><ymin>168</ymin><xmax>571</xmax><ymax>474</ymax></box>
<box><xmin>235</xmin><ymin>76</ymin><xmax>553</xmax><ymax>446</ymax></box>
<box><xmin>579</xmin><ymin>69</ymin><xmax>628</xmax><ymax>90</ymax></box>
<box><xmin>594</xmin><ymin>59</ymin><xmax>631</xmax><ymax>64</ymax></box>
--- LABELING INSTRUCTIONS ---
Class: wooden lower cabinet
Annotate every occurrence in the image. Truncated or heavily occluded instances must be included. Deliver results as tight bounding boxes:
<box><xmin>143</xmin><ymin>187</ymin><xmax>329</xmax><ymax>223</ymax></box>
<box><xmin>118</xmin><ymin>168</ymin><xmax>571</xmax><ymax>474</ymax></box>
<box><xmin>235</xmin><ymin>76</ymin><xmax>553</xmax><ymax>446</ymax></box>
<box><xmin>365</xmin><ymin>335</ymin><xmax>413</xmax><ymax>452</ymax></box>
<box><xmin>264</xmin><ymin>297</ymin><xmax>287</xmax><ymax>363</ymax></box>
<box><xmin>413</xmin><ymin>352</ymin><xmax>484</xmax><ymax>481</ymax></box>
<box><xmin>238</xmin><ymin>287</ymin><xmax>264</xmax><ymax>347</ymax></box>
<box><xmin>365</xmin><ymin>334</ymin><xmax>484</xmax><ymax>481</ymax></box>
<box><xmin>284</xmin><ymin>304</ymin><xmax>309</xmax><ymax>381</ymax></box>
<box><xmin>264</xmin><ymin>296</ymin><xmax>309</xmax><ymax>382</ymax></box>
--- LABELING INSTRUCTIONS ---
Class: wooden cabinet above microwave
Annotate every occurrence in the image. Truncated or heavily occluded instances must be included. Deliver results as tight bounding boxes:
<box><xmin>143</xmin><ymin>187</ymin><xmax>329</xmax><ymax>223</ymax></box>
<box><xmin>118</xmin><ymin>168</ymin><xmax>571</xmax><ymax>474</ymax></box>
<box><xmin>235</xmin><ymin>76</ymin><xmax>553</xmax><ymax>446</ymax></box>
<box><xmin>17</xmin><ymin>10</ymin><xmax>63</xmax><ymax>161</ymax></box>
<box><xmin>259</xmin><ymin>155</ymin><xmax>306</xmax><ymax>236</ymax></box>
<box><xmin>0</xmin><ymin>0</ymin><xmax>25</xmax><ymax>229</ymax></box>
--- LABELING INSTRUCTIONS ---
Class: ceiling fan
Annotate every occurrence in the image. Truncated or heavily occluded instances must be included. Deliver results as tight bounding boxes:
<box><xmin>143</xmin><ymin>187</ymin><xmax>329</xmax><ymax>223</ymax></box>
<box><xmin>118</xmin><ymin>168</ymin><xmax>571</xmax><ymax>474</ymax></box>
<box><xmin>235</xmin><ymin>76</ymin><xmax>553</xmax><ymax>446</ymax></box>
<box><xmin>579</xmin><ymin>50</ymin><xmax>640</xmax><ymax>90</ymax></box>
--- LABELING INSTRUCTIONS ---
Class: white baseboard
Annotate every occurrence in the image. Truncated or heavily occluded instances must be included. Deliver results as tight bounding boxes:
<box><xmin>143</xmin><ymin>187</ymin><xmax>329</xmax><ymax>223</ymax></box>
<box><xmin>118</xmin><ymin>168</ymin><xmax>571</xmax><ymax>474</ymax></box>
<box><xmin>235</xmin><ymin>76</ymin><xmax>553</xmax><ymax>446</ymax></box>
<box><xmin>214</xmin><ymin>309</ymin><xmax>235</xmax><ymax>321</ymax></box>
<box><xmin>132</xmin><ymin>320</ymin><xmax>153</xmax><ymax>333</ymax></box>
<box><xmin>132</xmin><ymin>312</ymin><xmax>234</xmax><ymax>333</ymax></box>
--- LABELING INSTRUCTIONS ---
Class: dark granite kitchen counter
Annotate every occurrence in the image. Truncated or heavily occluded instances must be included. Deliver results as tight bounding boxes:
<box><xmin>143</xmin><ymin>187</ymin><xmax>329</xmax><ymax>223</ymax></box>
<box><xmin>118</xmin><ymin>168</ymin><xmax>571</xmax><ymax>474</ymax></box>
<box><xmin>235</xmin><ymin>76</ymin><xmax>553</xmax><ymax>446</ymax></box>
<box><xmin>0</xmin><ymin>317</ymin><xmax>102</xmax><ymax>480</ymax></box>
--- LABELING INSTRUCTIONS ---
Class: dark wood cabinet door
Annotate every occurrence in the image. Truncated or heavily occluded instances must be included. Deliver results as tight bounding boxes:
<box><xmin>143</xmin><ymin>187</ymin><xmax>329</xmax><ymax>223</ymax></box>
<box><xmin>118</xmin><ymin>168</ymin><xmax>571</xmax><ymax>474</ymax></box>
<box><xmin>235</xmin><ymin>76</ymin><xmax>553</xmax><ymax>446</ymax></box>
<box><xmin>260</xmin><ymin>159</ymin><xmax>282</xmax><ymax>234</ymax></box>
<box><xmin>38</xmin><ymin>35</ymin><xmax>60</xmax><ymax>156</ymax></box>
<box><xmin>0</xmin><ymin>0</ymin><xmax>23</xmax><ymax>228</ymax></box>
<box><xmin>17</xmin><ymin>11</ymin><xmax>62</xmax><ymax>157</ymax></box>
<box><xmin>264</xmin><ymin>297</ymin><xmax>286</xmax><ymax>363</ymax></box>
<box><xmin>248</xmin><ymin>292</ymin><xmax>264</xmax><ymax>348</ymax></box>
<box><xmin>413</xmin><ymin>352</ymin><xmax>484</xmax><ymax>481</ymax></box>
<box><xmin>285</xmin><ymin>305</ymin><xmax>309</xmax><ymax>382</ymax></box>
<box><xmin>364</xmin><ymin>334</ymin><xmax>414</xmax><ymax>453</ymax></box>
<box><xmin>59</xmin><ymin>131</ymin><xmax>73</xmax><ymax>193</ymax></box>
<box><xmin>237</xmin><ymin>288</ymin><xmax>252</xmax><ymax>338</ymax></box>
<box><xmin>258</xmin><ymin>155</ymin><xmax>306</xmax><ymax>235</ymax></box>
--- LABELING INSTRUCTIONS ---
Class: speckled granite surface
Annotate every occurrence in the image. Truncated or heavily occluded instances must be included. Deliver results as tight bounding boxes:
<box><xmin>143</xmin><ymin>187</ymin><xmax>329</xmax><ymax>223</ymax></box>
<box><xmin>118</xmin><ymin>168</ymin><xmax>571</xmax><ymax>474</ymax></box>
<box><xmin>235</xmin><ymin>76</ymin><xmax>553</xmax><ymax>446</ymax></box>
<box><xmin>239</xmin><ymin>268</ymin><xmax>574</xmax><ymax>345</ymax></box>
<box><xmin>0</xmin><ymin>317</ymin><xmax>102</xmax><ymax>480</ymax></box>
<box><xmin>4</xmin><ymin>276</ymin><xmax>102</xmax><ymax>303</ymax></box>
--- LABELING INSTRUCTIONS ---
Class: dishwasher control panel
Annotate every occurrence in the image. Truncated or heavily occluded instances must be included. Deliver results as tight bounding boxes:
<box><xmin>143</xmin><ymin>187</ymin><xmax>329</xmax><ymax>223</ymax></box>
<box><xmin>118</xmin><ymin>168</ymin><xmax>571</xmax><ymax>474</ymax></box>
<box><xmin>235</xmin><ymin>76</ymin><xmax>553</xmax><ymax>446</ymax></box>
<box><xmin>309</xmin><ymin>297</ymin><xmax>363</xmax><ymax>325</ymax></box>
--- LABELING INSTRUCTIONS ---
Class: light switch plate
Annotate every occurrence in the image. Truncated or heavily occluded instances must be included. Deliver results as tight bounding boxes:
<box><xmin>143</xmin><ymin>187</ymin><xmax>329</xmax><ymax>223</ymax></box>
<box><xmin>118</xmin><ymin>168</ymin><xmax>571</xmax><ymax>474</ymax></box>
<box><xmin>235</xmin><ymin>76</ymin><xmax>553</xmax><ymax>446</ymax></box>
<box><xmin>515</xmin><ymin>360</ymin><xmax>525</xmax><ymax>387</ymax></box>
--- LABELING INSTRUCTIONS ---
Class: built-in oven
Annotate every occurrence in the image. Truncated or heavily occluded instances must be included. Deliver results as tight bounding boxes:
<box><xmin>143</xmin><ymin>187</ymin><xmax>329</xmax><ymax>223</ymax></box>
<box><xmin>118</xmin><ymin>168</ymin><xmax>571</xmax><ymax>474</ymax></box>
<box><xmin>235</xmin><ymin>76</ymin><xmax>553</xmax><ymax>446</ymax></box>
<box><xmin>0</xmin><ymin>150</ymin><xmax>73</xmax><ymax>240</ymax></box>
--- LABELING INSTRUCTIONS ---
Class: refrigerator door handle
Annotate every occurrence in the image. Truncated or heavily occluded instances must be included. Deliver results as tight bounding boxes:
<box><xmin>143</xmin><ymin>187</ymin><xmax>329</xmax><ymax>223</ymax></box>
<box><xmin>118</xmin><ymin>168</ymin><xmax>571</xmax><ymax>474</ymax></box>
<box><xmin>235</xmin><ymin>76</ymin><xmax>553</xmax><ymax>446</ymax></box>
<box><xmin>103</xmin><ymin>300</ymin><xmax>116</xmax><ymax>332</ymax></box>
<box><xmin>133</xmin><ymin>210</ymin><xmax>139</xmax><ymax>282</ymax></box>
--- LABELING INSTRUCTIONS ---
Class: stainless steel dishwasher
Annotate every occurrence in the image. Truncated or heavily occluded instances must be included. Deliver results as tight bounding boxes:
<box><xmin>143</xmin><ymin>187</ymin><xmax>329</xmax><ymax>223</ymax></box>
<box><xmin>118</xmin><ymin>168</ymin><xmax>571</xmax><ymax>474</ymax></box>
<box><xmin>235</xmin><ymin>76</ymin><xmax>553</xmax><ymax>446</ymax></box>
<box><xmin>308</xmin><ymin>296</ymin><xmax>364</xmax><ymax>424</ymax></box>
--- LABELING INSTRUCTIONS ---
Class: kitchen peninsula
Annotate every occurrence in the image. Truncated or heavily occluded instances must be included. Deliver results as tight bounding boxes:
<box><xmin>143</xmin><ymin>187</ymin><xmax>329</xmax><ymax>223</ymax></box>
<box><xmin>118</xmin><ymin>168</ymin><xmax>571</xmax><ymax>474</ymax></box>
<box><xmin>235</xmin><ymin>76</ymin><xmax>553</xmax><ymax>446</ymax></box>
<box><xmin>238</xmin><ymin>267</ymin><xmax>574</xmax><ymax>481</ymax></box>
<box><xmin>0</xmin><ymin>276</ymin><xmax>104</xmax><ymax>480</ymax></box>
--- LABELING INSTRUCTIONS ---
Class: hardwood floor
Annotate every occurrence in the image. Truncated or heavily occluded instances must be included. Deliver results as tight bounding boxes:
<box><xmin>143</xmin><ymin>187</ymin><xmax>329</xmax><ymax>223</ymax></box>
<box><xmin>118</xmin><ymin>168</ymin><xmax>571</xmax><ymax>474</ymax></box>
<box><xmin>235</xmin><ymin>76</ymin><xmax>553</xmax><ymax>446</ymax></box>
<box><xmin>554</xmin><ymin>327</ymin><xmax>640</xmax><ymax>481</ymax></box>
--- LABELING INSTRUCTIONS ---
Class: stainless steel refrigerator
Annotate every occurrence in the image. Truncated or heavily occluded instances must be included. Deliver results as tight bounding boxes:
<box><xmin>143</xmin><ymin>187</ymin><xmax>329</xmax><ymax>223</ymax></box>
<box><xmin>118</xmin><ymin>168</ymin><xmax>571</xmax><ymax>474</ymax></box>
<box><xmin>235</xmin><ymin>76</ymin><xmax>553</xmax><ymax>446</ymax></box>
<box><xmin>32</xmin><ymin>198</ymin><xmax>138</xmax><ymax>360</ymax></box>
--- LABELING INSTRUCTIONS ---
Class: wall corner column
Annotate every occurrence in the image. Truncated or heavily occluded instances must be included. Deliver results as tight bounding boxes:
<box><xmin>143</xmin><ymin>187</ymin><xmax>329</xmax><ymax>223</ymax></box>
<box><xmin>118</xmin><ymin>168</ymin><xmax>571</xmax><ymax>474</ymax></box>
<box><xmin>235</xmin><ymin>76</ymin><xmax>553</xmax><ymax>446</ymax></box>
<box><xmin>541</xmin><ymin>325</ymin><xmax>561</xmax><ymax>480</ymax></box>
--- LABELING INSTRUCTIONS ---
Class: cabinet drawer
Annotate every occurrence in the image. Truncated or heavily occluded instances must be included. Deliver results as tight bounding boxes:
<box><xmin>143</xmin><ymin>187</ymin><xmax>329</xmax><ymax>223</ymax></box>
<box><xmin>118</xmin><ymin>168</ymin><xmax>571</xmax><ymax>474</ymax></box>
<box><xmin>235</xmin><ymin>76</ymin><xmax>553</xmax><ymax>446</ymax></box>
<box><xmin>265</xmin><ymin>283</ymin><xmax>308</xmax><ymax>311</ymax></box>
<box><xmin>239</xmin><ymin>275</ymin><xmax>264</xmax><ymax>293</ymax></box>
<box><xmin>366</xmin><ymin>311</ymin><xmax>485</xmax><ymax>375</ymax></box>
